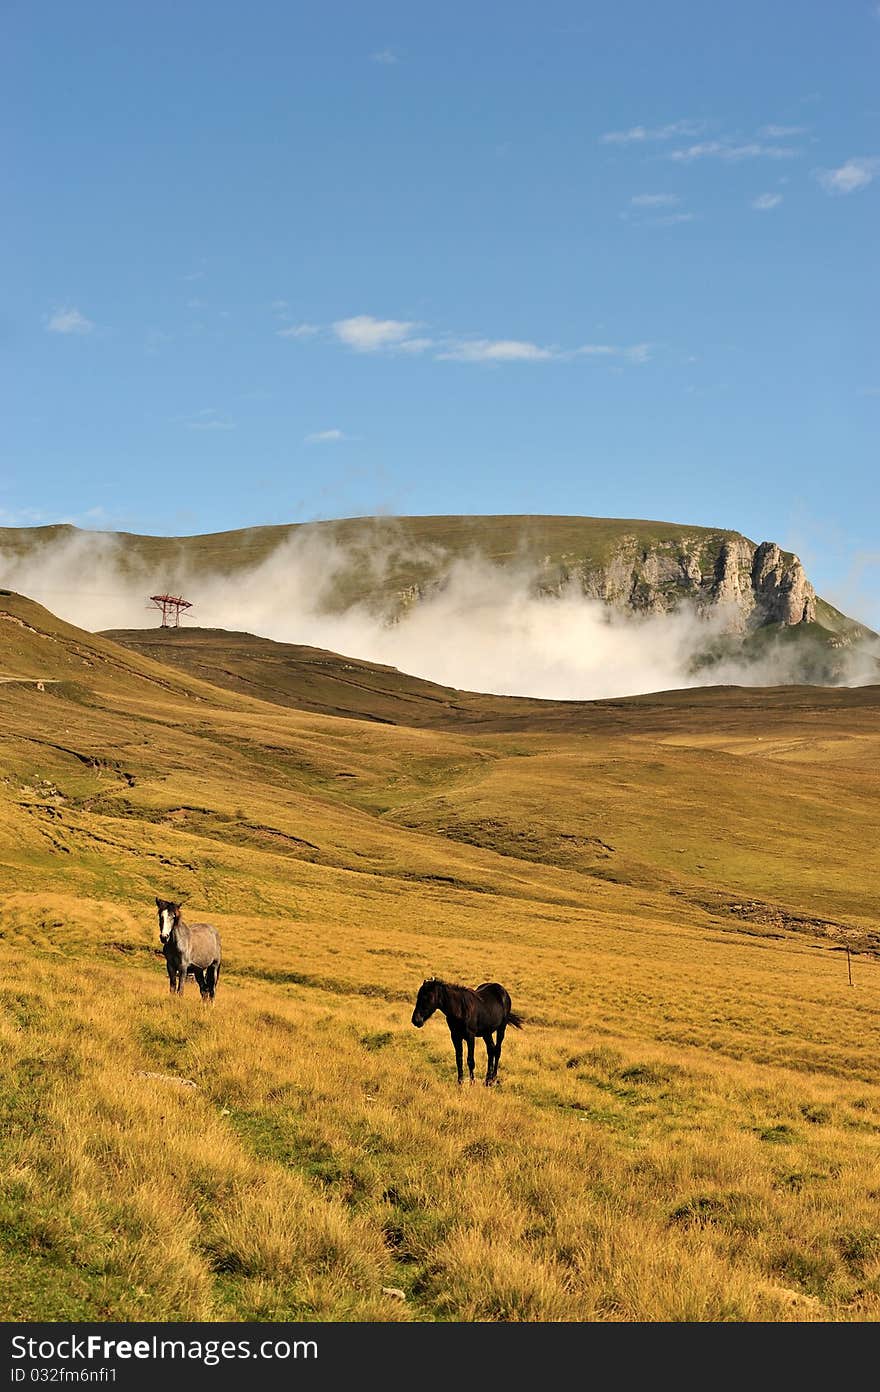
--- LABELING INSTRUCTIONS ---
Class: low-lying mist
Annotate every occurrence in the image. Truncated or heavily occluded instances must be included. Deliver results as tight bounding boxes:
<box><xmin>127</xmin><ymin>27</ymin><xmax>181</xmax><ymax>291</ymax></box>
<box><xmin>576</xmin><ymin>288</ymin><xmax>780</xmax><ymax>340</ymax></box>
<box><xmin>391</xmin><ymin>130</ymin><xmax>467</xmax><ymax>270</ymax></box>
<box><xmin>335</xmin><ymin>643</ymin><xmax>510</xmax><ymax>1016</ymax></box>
<box><xmin>1</xmin><ymin>529</ymin><xmax>877</xmax><ymax>700</ymax></box>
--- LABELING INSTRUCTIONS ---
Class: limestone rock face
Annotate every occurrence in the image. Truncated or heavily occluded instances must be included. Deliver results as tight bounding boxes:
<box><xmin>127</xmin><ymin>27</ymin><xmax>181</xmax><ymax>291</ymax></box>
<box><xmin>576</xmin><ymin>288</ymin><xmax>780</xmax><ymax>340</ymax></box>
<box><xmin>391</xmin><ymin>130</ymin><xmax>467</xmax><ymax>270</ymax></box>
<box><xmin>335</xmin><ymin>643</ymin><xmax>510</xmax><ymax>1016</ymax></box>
<box><xmin>389</xmin><ymin>529</ymin><xmax>818</xmax><ymax>634</ymax></box>
<box><xmin>750</xmin><ymin>541</ymin><xmax>817</xmax><ymax>625</ymax></box>
<box><xmin>568</xmin><ymin>533</ymin><xmax>817</xmax><ymax>629</ymax></box>
<box><xmin>711</xmin><ymin>537</ymin><xmax>757</xmax><ymax>627</ymax></box>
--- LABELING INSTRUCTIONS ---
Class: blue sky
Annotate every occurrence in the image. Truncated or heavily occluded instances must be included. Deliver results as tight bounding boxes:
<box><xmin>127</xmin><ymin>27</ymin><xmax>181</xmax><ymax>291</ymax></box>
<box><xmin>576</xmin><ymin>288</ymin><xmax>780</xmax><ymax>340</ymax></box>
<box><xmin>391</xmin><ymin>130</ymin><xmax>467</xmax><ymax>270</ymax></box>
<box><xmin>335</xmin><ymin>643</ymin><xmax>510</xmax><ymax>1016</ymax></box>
<box><xmin>3</xmin><ymin>1</ymin><xmax>879</xmax><ymax>622</ymax></box>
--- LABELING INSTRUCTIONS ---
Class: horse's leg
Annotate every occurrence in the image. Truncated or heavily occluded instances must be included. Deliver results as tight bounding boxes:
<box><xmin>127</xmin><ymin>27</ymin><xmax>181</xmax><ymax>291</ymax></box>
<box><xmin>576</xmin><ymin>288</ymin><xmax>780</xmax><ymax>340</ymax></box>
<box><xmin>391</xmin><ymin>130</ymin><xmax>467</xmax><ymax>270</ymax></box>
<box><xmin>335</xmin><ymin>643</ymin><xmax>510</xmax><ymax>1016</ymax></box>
<box><xmin>166</xmin><ymin>961</ymin><xmax>176</xmax><ymax>995</ymax></box>
<box><xmin>175</xmin><ymin>966</ymin><xmax>186</xmax><ymax>995</ymax></box>
<box><xmin>451</xmin><ymin>1027</ymin><xmax>464</xmax><ymax>1085</ymax></box>
<box><xmin>193</xmin><ymin>966</ymin><xmax>208</xmax><ymax>1001</ymax></box>
<box><xmin>205</xmin><ymin>962</ymin><xmax>219</xmax><ymax>1001</ymax></box>
<box><xmin>492</xmin><ymin>1023</ymin><xmax>507</xmax><ymax>1083</ymax></box>
<box><xmin>482</xmin><ymin>1033</ymin><xmax>494</xmax><ymax>1086</ymax></box>
<box><xmin>466</xmin><ymin>1033</ymin><xmax>476</xmax><ymax>1085</ymax></box>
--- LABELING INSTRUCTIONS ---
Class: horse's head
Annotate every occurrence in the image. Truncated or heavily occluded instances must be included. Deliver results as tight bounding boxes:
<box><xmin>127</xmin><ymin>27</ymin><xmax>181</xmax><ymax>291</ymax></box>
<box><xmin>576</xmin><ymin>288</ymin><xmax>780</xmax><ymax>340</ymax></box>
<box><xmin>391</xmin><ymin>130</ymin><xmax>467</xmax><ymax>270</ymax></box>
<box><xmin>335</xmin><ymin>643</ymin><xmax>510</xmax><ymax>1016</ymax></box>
<box><xmin>411</xmin><ymin>978</ymin><xmax>441</xmax><ymax>1028</ymax></box>
<box><xmin>156</xmin><ymin>897</ymin><xmax>181</xmax><ymax>943</ymax></box>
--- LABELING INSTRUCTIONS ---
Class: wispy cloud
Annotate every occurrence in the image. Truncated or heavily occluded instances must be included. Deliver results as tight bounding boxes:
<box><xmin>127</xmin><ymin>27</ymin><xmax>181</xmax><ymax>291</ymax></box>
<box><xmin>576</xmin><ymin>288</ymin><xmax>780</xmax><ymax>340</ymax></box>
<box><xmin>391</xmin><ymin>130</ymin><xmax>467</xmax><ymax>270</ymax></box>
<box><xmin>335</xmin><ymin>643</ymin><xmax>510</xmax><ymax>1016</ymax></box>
<box><xmin>0</xmin><ymin>506</ymin><xmax>52</xmax><ymax>526</ymax></box>
<box><xmin>145</xmin><ymin>328</ymin><xmax>173</xmax><ymax>355</ymax></box>
<box><xmin>816</xmin><ymin>157</ymin><xmax>880</xmax><ymax>194</ymax></box>
<box><xmin>396</xmin><ymin>337</ymin><xmax>434</xmax><ymax>354</ymax></box>
<box><xmin>575</xmin><ymin>343</ymin><xmax>652</xmax><ymax>363</ymax></box>
<box><xmin>371</xmin><ymin>48</ymin><xmax>399</xmax><ymax>64</ymax></box>
<box><xmin>438</xmin><ymin>339</ymin><xmax>652</xmax><ymax>364</ymax></box>
<box><xmin>46</xmin><ymin>307</ymin><xmax>95</xmax><ymax>335</ymax></box>
<box><xmin>751</xmin><ymin>192</ymin><xmax>783</xmax><ymax>211</ymax></box>
<box><xmin>332</xmin><ymin>315</ymin><xmax>425</xmax><ymax>352</ymax></box>
<box><xmin>184</xmin><ymin>408</ymin><xmax>235</xmax><ymax>432</ymax></box>
<box><xmin>277</xmin><ymin>322</ymin><xmax>320</xmax><ymax>339</ymax></box>
<box><xmin>759</xmin><ymin>124</ymin><xmax>809</xmax><ymax>138</ymax></box>
<box><xmin>601</xmin><ymin>120</ymin><xmax>702</xmax><ymax>145</ymax></box>
<box><xmin>624</xmin><ymin>195</ymin><xmax>693</xmax><ymax>228</ymax></box>
<box><xmin>305</xmin><ymin>428</ymin><xmax>349</xmax><ymax>444</ymax></box>
<box><xmin>436</xmin><ymin>339</ymin><xmax>555</xmax><ymax>363</ymax></box>
<box><xmin>669</xmin><ymin>140</ymin><xmax>798</xmax><ymax>162</ymax></box>
<box><xmin>284</xmin><ymin>315</ymin><xmax>652</xmax><ymax>367</ymax></box>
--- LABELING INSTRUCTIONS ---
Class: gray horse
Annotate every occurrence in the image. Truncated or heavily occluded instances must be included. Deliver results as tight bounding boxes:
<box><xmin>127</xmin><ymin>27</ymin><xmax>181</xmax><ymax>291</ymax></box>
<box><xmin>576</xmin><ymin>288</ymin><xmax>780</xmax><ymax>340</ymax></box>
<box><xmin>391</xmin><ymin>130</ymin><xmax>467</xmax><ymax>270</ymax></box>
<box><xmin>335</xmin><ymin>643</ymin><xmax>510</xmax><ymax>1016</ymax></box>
<box><xmin>156</xmin><ymin>897</ymin><xmax>222</xmax><ymax>1001</ymax></box>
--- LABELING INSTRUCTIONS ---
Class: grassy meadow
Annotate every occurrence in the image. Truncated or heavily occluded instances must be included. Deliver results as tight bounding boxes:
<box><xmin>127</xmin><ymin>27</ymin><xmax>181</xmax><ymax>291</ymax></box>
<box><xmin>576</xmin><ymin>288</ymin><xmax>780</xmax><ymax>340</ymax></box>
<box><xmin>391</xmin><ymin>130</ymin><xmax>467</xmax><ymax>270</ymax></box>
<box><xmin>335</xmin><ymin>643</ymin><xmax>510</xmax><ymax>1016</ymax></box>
<box><xmin>2</xmin><ymin>592</ymin><xmax>880</xmax><ymax>1321</ymax></box>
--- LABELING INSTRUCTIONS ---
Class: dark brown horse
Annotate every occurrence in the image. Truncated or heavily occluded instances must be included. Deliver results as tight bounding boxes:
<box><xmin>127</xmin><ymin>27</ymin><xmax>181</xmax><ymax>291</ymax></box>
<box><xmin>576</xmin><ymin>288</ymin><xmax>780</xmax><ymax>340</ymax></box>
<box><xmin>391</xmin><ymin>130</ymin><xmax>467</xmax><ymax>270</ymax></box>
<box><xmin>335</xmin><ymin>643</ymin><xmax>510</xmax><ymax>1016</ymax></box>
<box><xmin>411</xmin><ymin>978</ymin><xmax>522</xmax><ymax>1085</ymax></box>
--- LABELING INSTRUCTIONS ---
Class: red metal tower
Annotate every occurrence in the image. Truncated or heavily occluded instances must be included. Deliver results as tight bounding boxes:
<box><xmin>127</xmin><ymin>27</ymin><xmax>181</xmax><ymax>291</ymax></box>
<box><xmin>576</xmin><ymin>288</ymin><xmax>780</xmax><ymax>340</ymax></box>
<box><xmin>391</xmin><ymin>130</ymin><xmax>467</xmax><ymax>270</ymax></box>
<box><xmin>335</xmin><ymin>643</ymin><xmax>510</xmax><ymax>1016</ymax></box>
<box><xmin>149</xmin><ymin>594</ymin><xmax>192</xmax><ymax>628</ymax></box>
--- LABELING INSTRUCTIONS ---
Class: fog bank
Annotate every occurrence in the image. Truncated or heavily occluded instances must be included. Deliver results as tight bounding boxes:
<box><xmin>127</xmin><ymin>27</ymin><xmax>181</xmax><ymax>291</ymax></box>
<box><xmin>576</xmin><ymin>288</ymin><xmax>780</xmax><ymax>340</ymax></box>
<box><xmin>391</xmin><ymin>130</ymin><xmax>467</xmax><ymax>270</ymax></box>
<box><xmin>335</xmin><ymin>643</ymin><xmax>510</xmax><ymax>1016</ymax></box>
<box><xmin>1</xmin><ymin>529</ymin><xmax>877</xmax><ymax>699</ymax></box>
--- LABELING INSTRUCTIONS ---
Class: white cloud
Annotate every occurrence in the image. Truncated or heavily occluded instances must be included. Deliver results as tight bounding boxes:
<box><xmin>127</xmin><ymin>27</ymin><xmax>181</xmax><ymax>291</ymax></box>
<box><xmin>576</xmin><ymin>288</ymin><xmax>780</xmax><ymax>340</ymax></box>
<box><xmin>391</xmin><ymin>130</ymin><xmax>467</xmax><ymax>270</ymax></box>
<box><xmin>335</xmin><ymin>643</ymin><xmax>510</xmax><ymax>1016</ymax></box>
<box><xmin>9</xmin><ymin>532</ymin><xmax>873</xmax><ymax>701</ymax></box>
<box><xmin>277</xmin><ymin>322</ymin><xmax>320</xmax><ymax>338</ymax></box>
<box><xmin>759</xmin><ymin>124</ymin><xmax>809</xmax><ymax>138</ymax></box>
<box><xmin>816</xmin><ymin>157</ymin><xmax>880</xmax><ymax>194</ymax></box>
<box><xmin>305</xmin><ymin>428</ymin><xmax>348</xmax><ymax>444</ymax></box>
<box><xmin>630</xmin><ymin>193</ymin><xmax>680</xmax><ymax>207</ymax></box>
<box><xmin>651</xmin><ymin>212</ymin><xmax>695</xmax><ymax>226</ymax></box>
<box><xmin>752</xmin><ymin>192</ymin><xmax>783</xmax><ymax>211</ymax></box>
<box><xmin>46</xmin><ymin>307</ymin><xmax>95</xmax><ymax>335</ymax></box>
<box><xmin>289</xmin><ymin>314</ymin><xmax>653</xmax><ymax>368</ymax></box>
<box><xmin>574</xmin><ymin>343</ymin><xmax>652</xmax><ymax>363</ymax></box>
<box><xmin>371</xmin><ymin>48</ymin><xmax>398</xmax><ymax>64</ymax></box>
<box><xmin>333</xmin><ymin>315</ymin><xmax>422</xmax><ymax>352</ymax></box>
<box><xmin>439</xmin><ymin>339</ymin><xmax>652</xmax><ymax>365</ymax></box>
<box><xmin>436</xmin><ymin>338</ymin><xmax>555</xmax><ymax>363</ymax></box>
<box><xmin>601</xmin><ymin>120</ymin><xmax>702</xmax><ymax>144</ymax></box>
<box><xmin>670</xmin><ymin>141</ymin><xmax>798</xmax><ymax>162</ymax></box>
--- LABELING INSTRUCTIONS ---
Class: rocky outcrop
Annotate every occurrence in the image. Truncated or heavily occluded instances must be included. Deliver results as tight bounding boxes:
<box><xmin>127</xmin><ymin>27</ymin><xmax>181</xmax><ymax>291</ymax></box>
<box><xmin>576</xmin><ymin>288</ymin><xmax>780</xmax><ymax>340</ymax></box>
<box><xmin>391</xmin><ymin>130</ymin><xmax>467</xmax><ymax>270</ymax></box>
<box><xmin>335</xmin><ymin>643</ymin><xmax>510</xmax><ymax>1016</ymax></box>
<box><xmin>750</xmin><ymin>542</ymin><xmax>816</xmax><ymax>626</ymax></box>
<box><xmin>565</xmin><ymin>532</ymin><xmax>816</xmax><ymax>630</ymax></box>
<box><xmin>399</xmin><ymin>531</ymin><xmax>818</xmax><ymax>633</ymax></box>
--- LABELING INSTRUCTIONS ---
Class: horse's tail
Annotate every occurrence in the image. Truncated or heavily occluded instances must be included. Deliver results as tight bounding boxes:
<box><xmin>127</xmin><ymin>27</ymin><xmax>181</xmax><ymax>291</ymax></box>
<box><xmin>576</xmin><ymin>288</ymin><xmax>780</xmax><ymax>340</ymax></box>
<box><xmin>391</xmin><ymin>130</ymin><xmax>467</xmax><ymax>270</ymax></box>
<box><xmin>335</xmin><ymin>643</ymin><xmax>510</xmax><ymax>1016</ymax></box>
<box><xmin>507</xmin><ymin>1009</ymin><xmax>524</xmax><ymax>1030</ymax></box>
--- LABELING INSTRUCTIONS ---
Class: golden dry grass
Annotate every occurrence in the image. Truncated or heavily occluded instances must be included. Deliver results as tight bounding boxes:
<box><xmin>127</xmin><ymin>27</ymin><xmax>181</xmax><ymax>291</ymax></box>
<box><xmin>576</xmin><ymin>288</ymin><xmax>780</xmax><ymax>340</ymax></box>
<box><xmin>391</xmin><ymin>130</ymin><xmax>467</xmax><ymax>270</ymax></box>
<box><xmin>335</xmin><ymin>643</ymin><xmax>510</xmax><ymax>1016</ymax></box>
<box><xmin>2</xmin><ymin>591</ymin><xmax>880</xmax><ymax>1321</ymax></box>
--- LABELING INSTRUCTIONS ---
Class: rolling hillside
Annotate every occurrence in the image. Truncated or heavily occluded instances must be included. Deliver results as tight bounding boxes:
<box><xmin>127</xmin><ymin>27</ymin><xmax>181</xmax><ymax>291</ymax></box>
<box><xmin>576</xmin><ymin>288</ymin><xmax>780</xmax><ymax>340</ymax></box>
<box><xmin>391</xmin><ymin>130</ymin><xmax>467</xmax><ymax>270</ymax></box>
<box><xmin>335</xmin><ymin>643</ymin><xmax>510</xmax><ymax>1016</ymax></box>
<box><xmin>104</xmin><ymin>623</ymin><xmax>880</xmax><ymax>737</ymax></box>
<box><xmin>2</xmin><ymin>589</ymin><xmax>880</xmax><ymax>1321</ymax></box>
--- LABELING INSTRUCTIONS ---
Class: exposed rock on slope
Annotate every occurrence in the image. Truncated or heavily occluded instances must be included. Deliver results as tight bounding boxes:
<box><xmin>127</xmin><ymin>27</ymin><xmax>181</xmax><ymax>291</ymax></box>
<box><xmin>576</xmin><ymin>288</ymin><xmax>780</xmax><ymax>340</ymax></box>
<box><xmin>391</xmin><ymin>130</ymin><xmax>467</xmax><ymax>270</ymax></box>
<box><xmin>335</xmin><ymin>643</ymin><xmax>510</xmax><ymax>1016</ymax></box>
<box><xmin>475</xmin><ymin>533</ymin><xmax>818</xmax><ymax>632</ymax></box>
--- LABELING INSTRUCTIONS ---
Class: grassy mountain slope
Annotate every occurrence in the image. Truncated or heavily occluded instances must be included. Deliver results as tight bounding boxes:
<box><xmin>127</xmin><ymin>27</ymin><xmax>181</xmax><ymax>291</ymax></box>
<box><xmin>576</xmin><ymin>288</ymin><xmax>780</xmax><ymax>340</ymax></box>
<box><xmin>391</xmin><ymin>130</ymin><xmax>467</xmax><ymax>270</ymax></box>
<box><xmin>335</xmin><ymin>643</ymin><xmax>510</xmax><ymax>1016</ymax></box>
<box><xmin>0</xmin><ymin>514</ymin><xmax>735</xmax><ymax>576</ymax></box>
<box><xmin>3</xmin><ymin>591</ymin><xmax>880</xmax><ymax>1321</ymax></box>
<box><xmin>1</xmin><ymin>513</ymin><xmax>852</xmax><ymax>622</ymax></box>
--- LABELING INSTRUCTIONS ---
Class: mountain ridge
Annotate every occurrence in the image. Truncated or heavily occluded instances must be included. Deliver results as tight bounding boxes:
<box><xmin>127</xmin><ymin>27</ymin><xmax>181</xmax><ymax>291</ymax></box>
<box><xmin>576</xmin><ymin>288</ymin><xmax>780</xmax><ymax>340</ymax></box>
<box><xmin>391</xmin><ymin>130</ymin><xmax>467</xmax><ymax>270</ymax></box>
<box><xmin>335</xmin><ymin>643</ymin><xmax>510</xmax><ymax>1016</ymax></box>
<box><xmin>1</xmin><ymin>515</ymin><xmax>875</xmax><ymax>661</ymax></box>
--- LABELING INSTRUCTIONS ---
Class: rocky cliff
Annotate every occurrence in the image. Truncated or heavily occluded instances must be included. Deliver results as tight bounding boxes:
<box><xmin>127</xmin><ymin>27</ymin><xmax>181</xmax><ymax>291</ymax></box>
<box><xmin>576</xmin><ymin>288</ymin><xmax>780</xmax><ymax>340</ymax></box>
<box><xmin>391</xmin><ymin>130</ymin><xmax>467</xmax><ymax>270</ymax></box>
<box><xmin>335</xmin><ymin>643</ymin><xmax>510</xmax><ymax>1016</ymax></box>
<box><xmin>394</xmin><ymin>530</ymin><xmax>818</xmax><ymax>635</ymax></box>
<box><xmin>555</xmin><ymin>533</ymin><xmax>816</xmax><ymax>631</ymax></box>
